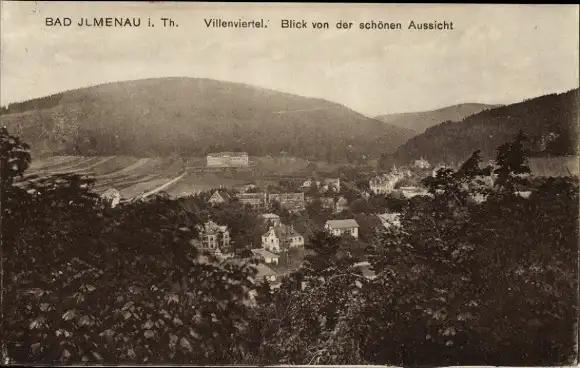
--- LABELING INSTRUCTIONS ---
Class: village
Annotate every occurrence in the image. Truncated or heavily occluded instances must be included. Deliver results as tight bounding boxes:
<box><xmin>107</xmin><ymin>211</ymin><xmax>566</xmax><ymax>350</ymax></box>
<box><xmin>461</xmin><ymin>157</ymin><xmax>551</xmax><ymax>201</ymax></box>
<box><xmin>99</xmin><ymin>151</ymin><xmax>465</xmax><ymax>288</ymax></box>
<box><xmin>97</xmin><ymin>152</ymin><xmax>445</xmax><ymax>285</ymax></box>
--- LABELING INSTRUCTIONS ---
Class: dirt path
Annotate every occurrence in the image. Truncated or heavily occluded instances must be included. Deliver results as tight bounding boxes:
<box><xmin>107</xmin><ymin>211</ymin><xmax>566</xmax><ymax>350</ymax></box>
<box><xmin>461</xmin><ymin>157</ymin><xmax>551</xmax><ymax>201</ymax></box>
<box><xmin>135</xmin><ymin>172</ymin><xmax>187</xmax><ymax>200</ymax></box>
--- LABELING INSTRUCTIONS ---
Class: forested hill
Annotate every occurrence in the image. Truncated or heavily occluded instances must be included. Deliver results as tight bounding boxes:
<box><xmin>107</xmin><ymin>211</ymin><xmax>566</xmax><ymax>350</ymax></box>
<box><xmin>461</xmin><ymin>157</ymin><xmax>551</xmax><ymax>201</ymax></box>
<box><xmin>375</xmin><ymin>103</ymin><xmax>500</xmax><ymax>134</ymax></box>
<box><xmin>0</xmin><ymin>77</ymin><xmax>415</xmax><ymax>163</ymax></box>
<box><xmin>380</xmin><ymin>88</ymin><xmax>579</xmax><ymax>168</ymax></box>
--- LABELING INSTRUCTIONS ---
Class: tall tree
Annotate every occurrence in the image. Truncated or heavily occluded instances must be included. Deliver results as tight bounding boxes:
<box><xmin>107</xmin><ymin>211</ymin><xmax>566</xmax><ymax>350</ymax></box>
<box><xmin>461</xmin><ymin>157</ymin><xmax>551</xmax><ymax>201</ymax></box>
<box><xmin>493</xmin><ymin>131</ymin><xmax>531</xmax><ymax>192</ymax></box>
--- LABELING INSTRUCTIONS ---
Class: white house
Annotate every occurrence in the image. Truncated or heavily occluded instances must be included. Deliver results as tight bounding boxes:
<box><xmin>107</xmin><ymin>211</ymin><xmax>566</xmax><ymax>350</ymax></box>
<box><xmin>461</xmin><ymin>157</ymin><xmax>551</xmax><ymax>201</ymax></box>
<box><xmin>251</xmin><ymin>248</ymin><xmax>280</xmax><ymax>265</ymax></box>
<box><xmin>261</xmin><ymin>224</ymin><xmax>304</xmax><ymax>253</ymax></box>
<box><xmin>399</xmin><ymin>186</ymin><xmax>431</xmax><ymax>199</ymax></box>
<box><xmin>325</xmin><ymin>219</ymin><xmax>360</xmax><ymax>239</ymax></box>
<box><xmin>334</xmin><ymin>196</ymin><xmax>349</xmax><ymax>213</ymax></box>
<box><xmin>207</xmin><ymin>190</ymin><xmax>230</xmax><ymax>205</ymax></box>
<box><xmin>254</xmin><ymin>263</ymin><xmax>278</xmax><ymax>283</ymax></box>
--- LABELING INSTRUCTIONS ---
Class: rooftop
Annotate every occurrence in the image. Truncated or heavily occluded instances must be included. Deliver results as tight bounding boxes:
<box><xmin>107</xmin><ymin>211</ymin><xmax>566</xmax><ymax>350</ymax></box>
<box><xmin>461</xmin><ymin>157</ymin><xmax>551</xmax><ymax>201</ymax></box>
<box><xmin>263</xmin><ymin>224</ymin><xmax>302</xmax><ymax>239</ymax></box>
<box><xmin>207</xmin><ymin>152</ymin><xmax>248</xmax><ymax>157</ymax></box>
<box><xmin>253</xmin><ymin>263</ymin><xmax>277</xmax><ymax>278</ymax></box>
<box><xmin>261</xmin><ymin>213</ymin><xmax>281</xmax><ymax>219</ymax></box>
<box><xmin>251</xmin><ymin>248</ymin><xmax>280</xmax><ymax>259</ymax></box>
<box><xmin>237</xmin><ymin>192</ymin><xmax>267</xmax><ymax>199</ymax></box>
<box><xmin>210</xmin><ymin>190</ymin><xmax>231</xmax><ymax>200</ymax></box>
<box><xmin>378</xmin><ymin>213</ymin><xmax>401</xmax><ymax>222</ymax></box>
<box><xmin>326</xmin><ymin>219</ymin><xmax>359</xmax><ymax>229</ymax></box>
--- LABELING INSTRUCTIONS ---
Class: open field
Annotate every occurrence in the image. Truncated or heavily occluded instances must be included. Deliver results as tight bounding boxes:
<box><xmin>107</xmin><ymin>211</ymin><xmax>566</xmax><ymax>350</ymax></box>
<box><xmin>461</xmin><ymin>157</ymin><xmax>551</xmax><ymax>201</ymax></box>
<box><xmin>20</xmin><ymin>155</ymin><xmax>312</xmax><ymax>200</ymax></box>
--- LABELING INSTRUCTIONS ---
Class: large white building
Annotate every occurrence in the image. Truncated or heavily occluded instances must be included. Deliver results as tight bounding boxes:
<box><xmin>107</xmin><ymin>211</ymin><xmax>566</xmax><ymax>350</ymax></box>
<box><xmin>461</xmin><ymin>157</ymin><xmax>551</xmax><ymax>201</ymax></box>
<box><xmin>325</xmin><ymin>219</ymin><xmax>360</xmax><ymax>239</ymax></box>
<box><xmin>206</xmin><ymin>152</ymin><xmax>249</xmax><ymax>167</ymax></box>
<box><xmin>261</xmin><ymin>225</ymin><xmax>304</xmax><ymax>253</ymax></box>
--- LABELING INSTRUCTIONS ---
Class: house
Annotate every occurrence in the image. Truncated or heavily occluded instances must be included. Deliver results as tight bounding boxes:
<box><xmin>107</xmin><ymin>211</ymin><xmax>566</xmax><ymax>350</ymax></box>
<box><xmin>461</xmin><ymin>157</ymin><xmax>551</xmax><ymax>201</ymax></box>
<box><xmin>101</xmin><ymin>188</ymin><xmax>121</xmax><ymax>208</ymax></box>
<box><xmin>254</xmin><ymin>263</ymin><xmax>278</xmax><ymax>283</ymax></box>
<box><xmin>261</xmin><ymin>213</ymin><xmax>281</xmax><ymax>227</ymax></box>
<box><xmin>251</xmin><ymin>248</ymin><xmax>280</xmax><ymax>265</ymax></box>
<box><xmin>208</xmin><ymin>190</ymin><xmax>230</xmax><ymax>205</ymax></box>
<box><xmin>206</xmin><ymin>152</ymin><xmax>249</xmax><ymax>167</ymax></box>
<box><xmin>268</xmin><ymin>192</ymin><xmax>305</xmax><ymax>212</ymax></box>
<box><xmin>237</xmin><ymin>192</ymin><xmax>267</xmax><ymax>210</ymax></box>
<box><xmin>377</xmin><ymin>213</ymin><xmax>401</xmax><ymax>229</ymax></box>
<box><xmin>261</xmin><ymin>224</ymin><xmax>305</xmax><ymax>253</ymax></box>
<box><xmin>399</xmin><ymin>186</ymin><xmax>431</xmax><ymax>199</ymax></box>
<box><xmin>414</xmin><ymin>157</ymin><xmax>431</xmax><ymax>169</ymax></box>
<box><xmin>191</xmin><ymin>220</ymin><xmax>230</xmax><ymax>254</ymax></box>
<box><xmin>334</xmin><ymin>196</ymin><xmax>349</xmax><ymax>213</ymax></box>
<box><xmin>325</xmin><ymin>219</ymin><xmax>360</xmax><ymax>239</ymax></box>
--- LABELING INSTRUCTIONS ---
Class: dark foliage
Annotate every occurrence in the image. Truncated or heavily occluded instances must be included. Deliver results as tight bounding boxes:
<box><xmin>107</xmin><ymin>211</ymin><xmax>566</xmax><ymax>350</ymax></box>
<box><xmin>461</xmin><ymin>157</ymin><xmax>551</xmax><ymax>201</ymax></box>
<box><xmin>380</xmin><ymin>88</ymin><xmax>579</xmax><ymax>168</ymax></box>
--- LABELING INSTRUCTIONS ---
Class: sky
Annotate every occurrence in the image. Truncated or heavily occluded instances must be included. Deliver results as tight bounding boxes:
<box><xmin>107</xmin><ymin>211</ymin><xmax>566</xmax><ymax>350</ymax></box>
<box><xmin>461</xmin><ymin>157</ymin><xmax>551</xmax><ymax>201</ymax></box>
<box><xmin>1</xmin><ymin>2</ymin><xmax>578</xmax><ymax>117</ymax></box>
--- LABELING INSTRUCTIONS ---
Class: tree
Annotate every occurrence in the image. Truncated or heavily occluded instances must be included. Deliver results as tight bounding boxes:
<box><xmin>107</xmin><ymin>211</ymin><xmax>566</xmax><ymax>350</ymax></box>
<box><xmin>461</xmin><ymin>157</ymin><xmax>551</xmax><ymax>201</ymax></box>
<box><xmin>493</xmin><ymin>131</ymin><xmax>531</xmax><ymax>192</ymax></box>
<box><xmin>0</xmin><ymin>126</ymin><xmax>31</xmax><ymax>189</ymax></box>
<box><xmin>3</xmin><ymin>129</ymin><xmax>262</xmax><ymax>365</ymax></box>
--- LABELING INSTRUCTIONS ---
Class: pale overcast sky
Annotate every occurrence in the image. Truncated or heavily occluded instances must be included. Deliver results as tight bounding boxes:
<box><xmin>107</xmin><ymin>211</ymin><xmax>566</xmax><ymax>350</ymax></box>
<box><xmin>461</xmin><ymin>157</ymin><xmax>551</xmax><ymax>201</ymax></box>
<box><xmin>0</xmin><ymin>2</ymin><xmax>578</xmax><ymax>116</ymax></box>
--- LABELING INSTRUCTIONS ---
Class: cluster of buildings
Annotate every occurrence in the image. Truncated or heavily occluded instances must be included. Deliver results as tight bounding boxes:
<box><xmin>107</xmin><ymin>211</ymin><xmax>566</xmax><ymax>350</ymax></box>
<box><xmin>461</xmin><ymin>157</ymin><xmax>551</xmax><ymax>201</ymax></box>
<box><xmin>209</xmin><ymin>190</ymin><xmax>309</xmax><ymax>213</ymax></box>
<box><xmin>369</xmin><ymin>166</ymin><xmax>412</xmax><ymax>195</ymax></box>
<box><xmin>306</xmin><ymin>196</ymin><xmax>350</xmax><ymax>213</ymax></box>
<box><xmin>300</xmin><ymin>178</ymin><xmax>341</xmax><ymax>192</ymax></box>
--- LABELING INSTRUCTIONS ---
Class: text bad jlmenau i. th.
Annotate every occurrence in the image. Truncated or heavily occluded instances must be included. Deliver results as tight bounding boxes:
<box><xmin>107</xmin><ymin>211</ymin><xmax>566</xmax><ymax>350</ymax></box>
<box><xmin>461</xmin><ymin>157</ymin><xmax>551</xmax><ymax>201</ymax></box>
<box><xmin>45</xmin><ymin>17</ymin><xmax>455</xmax><ymax>31</ymax></box>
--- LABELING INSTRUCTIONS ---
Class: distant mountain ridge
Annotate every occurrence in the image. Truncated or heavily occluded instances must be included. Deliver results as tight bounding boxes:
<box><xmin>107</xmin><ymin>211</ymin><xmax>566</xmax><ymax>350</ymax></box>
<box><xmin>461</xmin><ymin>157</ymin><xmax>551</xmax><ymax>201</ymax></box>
<box><xmin>380</xmin><ymin>88</ymin><xmax>579</xmax><ymax>168</ymax></box>
<box><xmin>375</xmin><ymin>103</ymin><xmax>501</xmax><ymax>133</ymax></box>
<box><xmin>0</xmin><ymin>77</ymin><xmax>416</xmax><ymax>163</ymax></box>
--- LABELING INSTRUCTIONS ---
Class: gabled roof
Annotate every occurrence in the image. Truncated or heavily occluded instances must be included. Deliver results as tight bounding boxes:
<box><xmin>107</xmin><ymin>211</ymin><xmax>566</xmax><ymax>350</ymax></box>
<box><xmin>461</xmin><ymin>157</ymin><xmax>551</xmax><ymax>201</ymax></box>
<box><xmin>251</xmin><ymin>248</ymin><xmax>280</xmax><ymax>259</ymax></box>
<box><xmin>254</xmin><ymin>263</ymin><xmax>277</xmax><ymax>278</ymax></box>
<box><xmin>326</xmin><ymin>219</ymin><xmax>359</xmax><ymax>229</ymax></box>
<box><xmin>323</xmin><ymin>178</ymin><xmax>340</xmax><ymax>184</ymax></box>
<box><xmin>207</xmin><ymin>152</ymin><xmax>248</xmax><ymax>157</ymax></box>
<box><xmin>209</xmin><ymin>191</ymin><xmax>230</xmax><ymax>202</ymax></box>
<box><xmin>261</xmin><ymin>213</ymin><xmax>281</xmax><ymax>219</ymax></box>
<box><xmin>263</xmin><ymin>224</ymin><xmax>302</xmax><ymax>239</ymax></box>
<box><xmin>377</xmin><ymin>213</ymin><xmax>401</xmax><ymax>222</ymax></box>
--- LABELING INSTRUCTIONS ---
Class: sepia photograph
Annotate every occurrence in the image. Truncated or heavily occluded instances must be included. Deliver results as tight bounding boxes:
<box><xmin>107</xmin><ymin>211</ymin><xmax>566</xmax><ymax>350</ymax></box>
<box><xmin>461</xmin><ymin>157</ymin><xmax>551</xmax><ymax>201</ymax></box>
<box><xmin>1</xmin><ymin>1</ymin><xmax>579</xmax><ymax>366</ymax></box>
